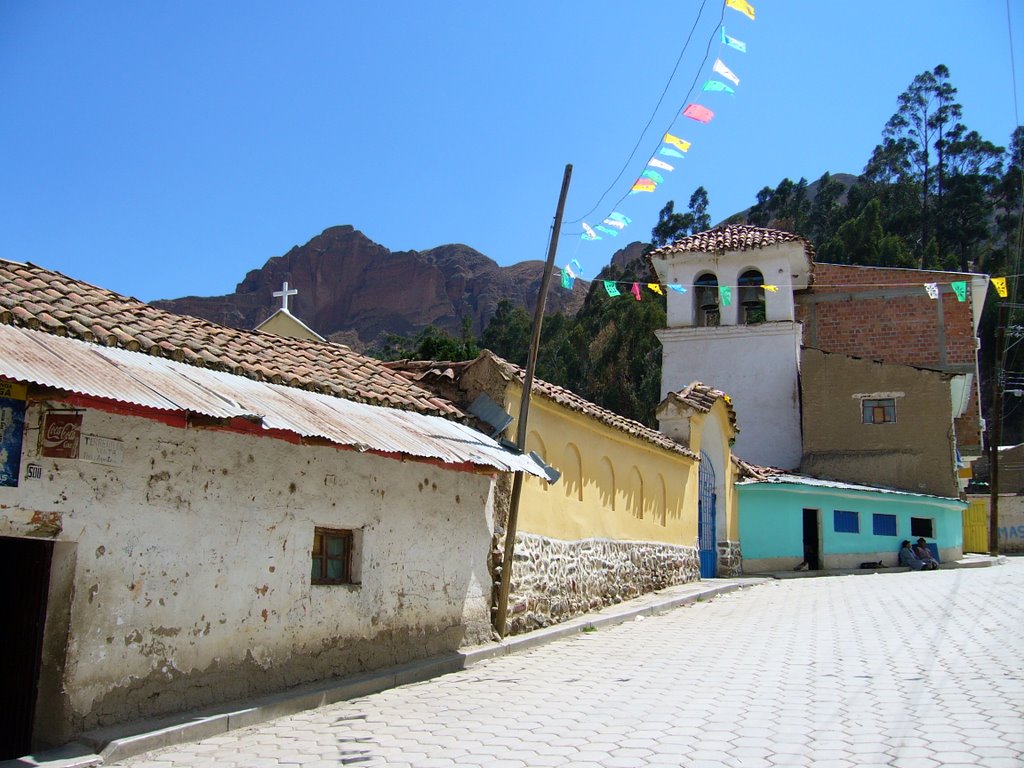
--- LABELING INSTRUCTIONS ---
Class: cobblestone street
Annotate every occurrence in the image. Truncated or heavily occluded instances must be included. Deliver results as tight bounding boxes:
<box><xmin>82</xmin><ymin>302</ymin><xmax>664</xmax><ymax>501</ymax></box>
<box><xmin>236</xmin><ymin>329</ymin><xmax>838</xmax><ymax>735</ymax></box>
<box><xmin>121</xmin><ymin>561</ymin><xmax>1024</xmax><ymax>768</ymax></box>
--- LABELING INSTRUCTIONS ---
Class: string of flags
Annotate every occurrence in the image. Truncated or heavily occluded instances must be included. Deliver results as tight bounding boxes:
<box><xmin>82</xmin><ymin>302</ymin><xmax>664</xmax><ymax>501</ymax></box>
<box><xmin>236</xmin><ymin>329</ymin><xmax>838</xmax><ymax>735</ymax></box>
<box><xmin>559</xmin><ymin>274</ymin><xmax>1013</xmax><ymax>302</ymax></box>
<box><xmin>569</xmin><ymin>0</ymin><xmax>756</xmax><ymax>278</ymax></box>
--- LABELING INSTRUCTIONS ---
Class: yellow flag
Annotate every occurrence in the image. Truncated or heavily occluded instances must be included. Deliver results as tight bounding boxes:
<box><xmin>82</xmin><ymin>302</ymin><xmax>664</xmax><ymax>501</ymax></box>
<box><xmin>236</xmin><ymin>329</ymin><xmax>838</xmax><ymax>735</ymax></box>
<box><xmin>647</xmin><ymin>283</ymin><xmax>664</xmax><ymax>295</ymax></box>
<box><xmin>726</xmin><ymin>0</ymin><xmax>755</xmax><ymax>20</ymax></box>
<box><xmin>992</xmin><ymin>276</ymin><xmax>1008</xmax><ymax>298</ymax></box>
<box><xmin>663</xmin><ymin>133</ymin><xmax>691</xmax><ymax>153</ymax></box>
<box><xmin>762</xmin><ymin>284</ymin><xmax>778</xmax><ymax>292</ymax></box>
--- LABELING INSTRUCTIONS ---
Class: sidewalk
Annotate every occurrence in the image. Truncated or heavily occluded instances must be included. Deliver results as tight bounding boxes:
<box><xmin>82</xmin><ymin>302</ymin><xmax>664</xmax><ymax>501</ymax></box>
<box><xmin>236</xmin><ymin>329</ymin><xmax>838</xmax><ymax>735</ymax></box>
<box><xmin>6</xmin><ymin>576</ymin><xmax>767</xmax><ymax>768</ymax></box>
<box><xmin>746</xmin><ymin>551</ymin><xmax>1005</xmax><ymax>580</ymax></box>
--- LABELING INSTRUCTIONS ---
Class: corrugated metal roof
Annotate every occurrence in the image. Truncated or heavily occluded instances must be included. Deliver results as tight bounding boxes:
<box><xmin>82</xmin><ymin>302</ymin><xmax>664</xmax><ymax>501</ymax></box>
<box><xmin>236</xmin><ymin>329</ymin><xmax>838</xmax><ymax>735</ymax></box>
<box><xmin>736</xmin><ymin>472</ymin><xmax>965</xmax><ymax>504</ymax></box>
<box><xmin>0</xmin><ymin>324</ymin><xmax>545</xmax><ymax>477</ymax></box>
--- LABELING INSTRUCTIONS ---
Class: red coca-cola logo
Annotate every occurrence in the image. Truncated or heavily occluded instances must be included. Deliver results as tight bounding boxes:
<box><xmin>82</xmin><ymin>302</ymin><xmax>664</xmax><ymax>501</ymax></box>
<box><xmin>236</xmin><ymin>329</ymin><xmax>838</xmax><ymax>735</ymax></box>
<box><xmin>41</xmin><ymin>412</ymin><xmax>82</xmax><ymax>458</ymax></box>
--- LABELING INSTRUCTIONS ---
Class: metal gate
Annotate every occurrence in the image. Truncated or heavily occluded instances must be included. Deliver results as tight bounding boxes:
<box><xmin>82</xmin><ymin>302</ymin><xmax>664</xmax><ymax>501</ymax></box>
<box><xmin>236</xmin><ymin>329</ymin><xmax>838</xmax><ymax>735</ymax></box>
<box><xmin>698</xmin><ymin>451</ymin><xmax>717</xmax><ymax>578</ymax></box>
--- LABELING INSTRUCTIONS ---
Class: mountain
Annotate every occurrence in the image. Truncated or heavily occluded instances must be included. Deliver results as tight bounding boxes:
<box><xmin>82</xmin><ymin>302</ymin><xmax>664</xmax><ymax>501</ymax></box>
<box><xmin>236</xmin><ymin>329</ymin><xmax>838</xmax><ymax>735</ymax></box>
<box><xmin>152</xmin><ymin>226</ymin><xmax>587</xmax><ymax>349</ymax></box>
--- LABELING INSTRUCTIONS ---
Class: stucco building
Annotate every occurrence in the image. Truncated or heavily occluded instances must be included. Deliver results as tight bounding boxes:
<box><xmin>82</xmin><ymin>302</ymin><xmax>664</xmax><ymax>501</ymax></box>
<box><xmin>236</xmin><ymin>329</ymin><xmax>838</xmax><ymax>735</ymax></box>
<box><xmin>0</xmin><ymin>260</ymin><xmax>543</xmax><ymax>757</ymax></box>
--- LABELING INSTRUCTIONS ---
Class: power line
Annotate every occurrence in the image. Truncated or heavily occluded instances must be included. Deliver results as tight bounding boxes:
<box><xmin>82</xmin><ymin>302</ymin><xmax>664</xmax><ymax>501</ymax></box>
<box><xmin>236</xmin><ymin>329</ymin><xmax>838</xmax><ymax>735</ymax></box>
<box><xmin>565</xmin><ymin>0</ymin><xmax>722</xmax><ymax>226</ymax></box>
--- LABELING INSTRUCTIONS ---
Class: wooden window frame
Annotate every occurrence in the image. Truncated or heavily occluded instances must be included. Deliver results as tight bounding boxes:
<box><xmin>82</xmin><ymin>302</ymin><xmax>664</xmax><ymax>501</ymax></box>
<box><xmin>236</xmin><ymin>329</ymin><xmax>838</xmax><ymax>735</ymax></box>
<box><xmin>311</xmin><ymin>527</ymin><xmax>354</xmax><ymax>585</ymax></box>
<box><xmin>872</xmin><ymin>513</ymin><xmax>898</xmax><ymax>537</ymax></box>
<box><xmin>862</xmin><ymin>398</ymin><xmax>897</xmax><ymax>424</ymax></box>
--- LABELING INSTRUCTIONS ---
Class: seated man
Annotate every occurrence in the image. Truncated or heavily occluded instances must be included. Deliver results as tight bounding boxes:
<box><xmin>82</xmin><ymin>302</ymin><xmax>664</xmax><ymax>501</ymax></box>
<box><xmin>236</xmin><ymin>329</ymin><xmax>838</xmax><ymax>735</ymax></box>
<box><xmin>898</xmin><ymin>540</ymin><xmax>931</xmax><ymax>571</ymax></box>
<box><xmin>913</xmin><ymin>537</ymin><xmax>939</xmax><ymax>570</ymax></box>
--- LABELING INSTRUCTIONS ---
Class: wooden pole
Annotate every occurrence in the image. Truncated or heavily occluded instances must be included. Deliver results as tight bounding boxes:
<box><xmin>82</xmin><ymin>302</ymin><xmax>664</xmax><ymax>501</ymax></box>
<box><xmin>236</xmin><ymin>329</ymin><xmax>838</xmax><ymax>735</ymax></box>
<box><xmin>989</xmin><ymin>302</ymin><xmax>1008</xmax><ymax>555</ymax></box>
<box><xmin>494</xmin><ymin>163</ymin><xmax>572</xmax><ymax>637</ymax></box>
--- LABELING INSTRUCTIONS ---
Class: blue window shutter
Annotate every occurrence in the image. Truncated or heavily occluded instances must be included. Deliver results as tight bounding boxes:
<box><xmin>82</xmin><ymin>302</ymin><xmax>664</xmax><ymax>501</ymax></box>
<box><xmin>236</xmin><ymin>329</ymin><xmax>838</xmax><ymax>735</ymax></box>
<box><xmin>834</xmin><ymin>510</ymin><xmax>860</xmax><ymax>533</ymax></box>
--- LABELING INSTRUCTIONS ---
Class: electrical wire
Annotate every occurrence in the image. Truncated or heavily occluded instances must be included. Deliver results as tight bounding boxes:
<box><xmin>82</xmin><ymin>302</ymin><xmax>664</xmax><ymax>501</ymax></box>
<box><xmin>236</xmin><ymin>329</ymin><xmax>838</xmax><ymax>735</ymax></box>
<box><xmin>565</xmin><ymin>0</ymin><xmax>721</xmax><ymax>226</ymax></box>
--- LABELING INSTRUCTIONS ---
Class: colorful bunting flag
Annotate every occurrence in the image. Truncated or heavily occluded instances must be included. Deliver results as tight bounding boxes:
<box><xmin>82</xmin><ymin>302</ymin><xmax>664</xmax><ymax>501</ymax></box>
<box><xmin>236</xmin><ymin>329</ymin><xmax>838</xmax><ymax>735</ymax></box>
<box><xmin>702</xmin><ymin>80</ymin><xmax>736</xmax><ymax>94</ymax></box>
<box><xmin>648</xmin><ymin>157</ymin><xmax>674</xmax><ymax>172</ymax></box>
<box><xmin>604</xmin><ymin>281</ymin><xmax>620</xmax><ymax>297</ymax></box>
<box><xmin>642</xmin><ymin>169</ymin><xmax>665</xmax><ymax>184</ymax></box>
<box><xmin>659</xmin><ymin>147</ymin><xmax>686</xmax><ymax>159</ymax></box>
<box><xmin>663</xmin><ymin>133</ymin><xmax>692</xmax><ymax>153</ymax></box>
<box><xmin>992</xmin><ymin>276</ymin><xmax>1009</xmax><ymax>298</ymax></box>
<box><xmin>631</xmin><ymin>282</ymin><xmax>642</xmax><ymax>301</ymax></box>
<box><xmin>683</xmin><ymin>104</ymin><xmax>715</xmax><ymax>124</ymax></box>
<box><xmin>561</xmin><ymin>269</ymin><xmax>574</xmax><ymax>290</ymax></box>
<box><xmin>719</xmin><ymin>285</ymin><xmax>733</xmax><ymax>306</ymax></box>
<box><xmin>631</xmin><ymin>180</ymin><xmax>657</xmax><ymax>193</ymax></box>
<box><xmin>595</xmin><ymin>225</ymin><xmax>618</xmax><ymax>237</ymax></box>
<box><xmin>668</xmin><ymin>284</ymin><xmax>687</xmax><ymax>293</ymax></box>
<box><xmin>581</xmin><ymin>223</ymin><xmax>600</xmax><ymax>241</ymax></box>
<box><xmin>721</xmin><ymin>27</ymin><xmax>747</xmax><ymax>53</ymax></box>
<box><xmin>762</xmin><ymin>284</ymin><xmax>778</xmax><ymax>292</ymax></box>
<box><xmin>725</xmin><ymin>0</ymin><xmax>755</xmax><ymax>20</ymax></box>
<box><xmin>607</xmin><ymin>212</ymin><xmax>632</xmax><ymax>225</ymax></box>
<box><xmin>713</xmin><ymin>58</ymin><xmax>740</xmax><ymax>86</ymax></box>
<box><xmin>924</xmin><ymin>282</ymin><xmax>939</xmax><ymax>300</ymax></box>
<box><xmin>570</xmin><ymin>258</ymin><xmax>583</xmax><ymax>276</ymax></box>
<box><xmin>602</xmin><ymin>218</ymin><xmax>626</xmax><ymax>230</ymax></box>
<box><xmin>951</xmin><ymin>281</ymin><xmax>967</xmax><ymax>302</ymax></box>
<box><xmin>647</xmin><ymin>283</ymin><xmax>664</xmax><ymax>295</ymax></box>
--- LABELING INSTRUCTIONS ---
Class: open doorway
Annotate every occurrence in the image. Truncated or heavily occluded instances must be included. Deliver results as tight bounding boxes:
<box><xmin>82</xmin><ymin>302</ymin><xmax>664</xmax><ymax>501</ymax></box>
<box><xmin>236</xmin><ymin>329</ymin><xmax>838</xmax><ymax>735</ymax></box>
<box><xmin>802</xmin><ymin>509</ymin><xmax>821</xmax><ymax>571</ymax></box>
<box><xmin>0</xmin><ymin>536</ymin><xmax>53</xmax><ymax>760</ymax></box>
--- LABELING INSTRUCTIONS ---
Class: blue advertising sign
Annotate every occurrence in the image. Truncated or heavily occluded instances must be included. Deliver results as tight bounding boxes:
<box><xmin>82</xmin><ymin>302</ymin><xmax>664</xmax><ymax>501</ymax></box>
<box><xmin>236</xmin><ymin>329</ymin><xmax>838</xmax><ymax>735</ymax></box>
<box><xmin>0</xmin><ymin>381</ymin><xmax>27</xmax><ymax>487</ymax></box>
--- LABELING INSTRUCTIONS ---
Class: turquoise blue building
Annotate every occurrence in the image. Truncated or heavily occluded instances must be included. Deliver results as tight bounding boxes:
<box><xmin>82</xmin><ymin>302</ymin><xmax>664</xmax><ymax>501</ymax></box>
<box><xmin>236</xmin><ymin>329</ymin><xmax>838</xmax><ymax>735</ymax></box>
<box><xmin>737</xmin><ymin>474</ymin><xmax>965</xmax><ymax>572</ymax></box>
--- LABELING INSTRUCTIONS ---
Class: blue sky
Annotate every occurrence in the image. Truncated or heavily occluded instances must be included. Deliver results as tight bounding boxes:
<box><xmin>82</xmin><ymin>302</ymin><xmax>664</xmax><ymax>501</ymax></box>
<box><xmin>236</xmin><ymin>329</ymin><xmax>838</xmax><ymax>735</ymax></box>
<box><xmin>1</xmin><ymin>1</ymin><xmax>1021</xmax><ymax>302</ymax></box>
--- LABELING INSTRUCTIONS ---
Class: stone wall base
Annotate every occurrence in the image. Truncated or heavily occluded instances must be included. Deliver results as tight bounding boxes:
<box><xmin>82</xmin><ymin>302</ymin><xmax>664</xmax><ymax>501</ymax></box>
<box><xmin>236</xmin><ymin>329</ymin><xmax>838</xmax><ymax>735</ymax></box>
<box><xmin>717</xmin><ymin>540</ymin><xmax>743</xmax><ymax>577</ymax></box>
<box><xmin>497</xmin><ymin>533</ymin><xmax>700</xmax><ymax>636</ymax></box>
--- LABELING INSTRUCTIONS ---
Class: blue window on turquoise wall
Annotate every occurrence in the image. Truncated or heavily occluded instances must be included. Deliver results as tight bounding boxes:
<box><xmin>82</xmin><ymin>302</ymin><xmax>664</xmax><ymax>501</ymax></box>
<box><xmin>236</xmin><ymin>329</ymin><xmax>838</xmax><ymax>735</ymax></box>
<box><xmin>872</xmin><ymin>513</ymin><xmax>898</xmax><ymax>536</ymax></box>
<box><xmin>834</xmin><ymin>510</ymin><xmax>860</xmax><ymax>533</ymax></box>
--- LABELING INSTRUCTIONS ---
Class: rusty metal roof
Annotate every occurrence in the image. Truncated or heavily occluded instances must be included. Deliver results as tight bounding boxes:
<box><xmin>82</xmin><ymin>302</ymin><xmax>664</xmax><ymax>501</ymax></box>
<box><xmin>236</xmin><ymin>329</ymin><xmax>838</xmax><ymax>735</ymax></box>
<box><xmin>0</xmin><ymin>324</ymin><xmax>546</xmax><ymax>477</ymax></box>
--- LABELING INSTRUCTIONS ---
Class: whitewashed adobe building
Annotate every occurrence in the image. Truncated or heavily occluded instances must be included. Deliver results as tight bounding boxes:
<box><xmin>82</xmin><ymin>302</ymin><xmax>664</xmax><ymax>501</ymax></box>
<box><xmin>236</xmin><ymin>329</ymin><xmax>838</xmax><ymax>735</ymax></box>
<box><xmin>0</xmin><ymin>259</ymin><xmax>543</xmax><ymax>757</ymax></box>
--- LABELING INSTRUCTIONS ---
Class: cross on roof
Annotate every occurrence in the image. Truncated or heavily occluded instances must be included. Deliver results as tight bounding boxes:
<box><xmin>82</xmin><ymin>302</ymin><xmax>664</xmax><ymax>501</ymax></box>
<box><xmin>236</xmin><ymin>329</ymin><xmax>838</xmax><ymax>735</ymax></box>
<box><xmin>273</xmin><ymin>281</ymin><xmax>298</xmax><ymax>312</ymax></box>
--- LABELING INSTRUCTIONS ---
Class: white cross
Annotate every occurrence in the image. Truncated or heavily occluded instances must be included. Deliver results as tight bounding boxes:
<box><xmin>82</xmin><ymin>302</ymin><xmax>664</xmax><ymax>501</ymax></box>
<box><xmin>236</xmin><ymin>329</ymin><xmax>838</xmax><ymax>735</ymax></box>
<box><xmin>273</xmin><ymin>281</ymin><xmax>298</xmax><ymax>312</ymax></box>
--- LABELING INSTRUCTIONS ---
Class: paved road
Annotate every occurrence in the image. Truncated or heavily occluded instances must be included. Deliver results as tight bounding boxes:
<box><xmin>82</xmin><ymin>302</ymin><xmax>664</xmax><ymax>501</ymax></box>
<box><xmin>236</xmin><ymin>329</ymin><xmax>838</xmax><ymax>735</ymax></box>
<box><xmin>122</xmin><ymin>561</ymin><xmax>1024</xmax><ymax>768</ymax></box>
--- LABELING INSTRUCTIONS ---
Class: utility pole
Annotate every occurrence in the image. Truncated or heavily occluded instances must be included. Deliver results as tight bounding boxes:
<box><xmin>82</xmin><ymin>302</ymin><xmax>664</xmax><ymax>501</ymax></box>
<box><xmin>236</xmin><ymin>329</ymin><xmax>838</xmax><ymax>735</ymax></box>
<box><xmin>989</xmin><ymin>302</ymin><xmax>1009</xmax><ymax>555</ymax></box>
<box><xmin>494</xmin><ymin>163</ymin><xmax>572</xmax><ymax>637</ymax></box>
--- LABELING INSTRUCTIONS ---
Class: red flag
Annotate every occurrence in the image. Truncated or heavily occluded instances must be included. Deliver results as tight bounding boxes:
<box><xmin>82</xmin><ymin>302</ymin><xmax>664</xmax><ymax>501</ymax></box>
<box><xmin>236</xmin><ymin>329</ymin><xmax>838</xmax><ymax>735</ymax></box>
<box><xmin>682</xmin><ymin>103</ymin><xmax>715</xmax><ymax>124</ymax></box>
<box><xmin>631</xmin><ymin>282</ymin><xmax>642</xmax><ymax>301</ymax></box>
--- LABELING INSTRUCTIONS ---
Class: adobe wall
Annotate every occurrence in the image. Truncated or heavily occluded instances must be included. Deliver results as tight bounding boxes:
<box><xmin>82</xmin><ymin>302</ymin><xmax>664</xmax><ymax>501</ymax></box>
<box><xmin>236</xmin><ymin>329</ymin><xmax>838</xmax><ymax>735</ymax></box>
<box><xmin>799</xmin><ymin>348</ymin><xmax>960</xmax><ymax>498</ymax></box>
<box><xmin>797</xmin><ymin>264</ymin><xmax>984</xmax><ymax>453</ymax></box>
<box><xmin>0</xmin><ymin>403</ymin><xmax>496</xmax><ymax>744</ymax></box>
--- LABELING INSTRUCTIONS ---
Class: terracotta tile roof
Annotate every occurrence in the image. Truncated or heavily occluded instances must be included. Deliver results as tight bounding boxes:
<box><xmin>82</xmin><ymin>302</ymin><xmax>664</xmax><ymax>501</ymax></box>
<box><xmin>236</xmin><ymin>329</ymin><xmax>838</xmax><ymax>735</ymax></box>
<box><xmin>387</xmin><ymin>351</ymin><xmax>698</xmax><ymax>460</ymax></box>
<box><xmin>0</xmin><ymin>258</ymin><xmax>461</xmax><ymax>418</ymax></box>
<box><xmin>648</xmin><ymin>224</ymin><xmax>815</xmax><ymax>261</ymax></box>
<box><xmin>731</xmin><ymin>455</ymin><xmax>785</xmax><ymax>482</ymax></box>
<box><xmin>660</xmin><ymin>382</ymin><xmax>739</xmax><ymax>433</ymax></box>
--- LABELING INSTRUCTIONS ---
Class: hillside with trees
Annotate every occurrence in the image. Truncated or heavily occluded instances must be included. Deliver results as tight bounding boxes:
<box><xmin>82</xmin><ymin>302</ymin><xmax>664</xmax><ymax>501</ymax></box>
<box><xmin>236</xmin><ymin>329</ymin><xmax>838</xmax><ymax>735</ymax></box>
<box><xmin>382</xmin><ymin>65</ymin><xmax>1022</xmax><ymax>438</ymax></box>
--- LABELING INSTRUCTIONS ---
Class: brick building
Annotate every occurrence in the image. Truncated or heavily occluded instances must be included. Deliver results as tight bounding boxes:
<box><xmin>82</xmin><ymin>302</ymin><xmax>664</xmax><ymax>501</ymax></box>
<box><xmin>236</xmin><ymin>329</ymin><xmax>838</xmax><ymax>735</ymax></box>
<box><xmin>650</xmin><ymin>225</ymin><xmax>987</xmax><ymax>476</ymax></box>
<box><xmin>796</xmin><ymin>263</ymin><xmax>987</xmax><ymax>458</ymax></box>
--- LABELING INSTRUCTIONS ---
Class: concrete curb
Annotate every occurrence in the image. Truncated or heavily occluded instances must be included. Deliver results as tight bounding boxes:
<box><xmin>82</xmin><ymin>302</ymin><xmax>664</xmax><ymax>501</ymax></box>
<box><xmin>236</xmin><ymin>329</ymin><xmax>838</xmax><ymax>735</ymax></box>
<box><xmin>3</xmin><ymin>578</ymin><xmax>766</xmax><ymax>768</ymax></box>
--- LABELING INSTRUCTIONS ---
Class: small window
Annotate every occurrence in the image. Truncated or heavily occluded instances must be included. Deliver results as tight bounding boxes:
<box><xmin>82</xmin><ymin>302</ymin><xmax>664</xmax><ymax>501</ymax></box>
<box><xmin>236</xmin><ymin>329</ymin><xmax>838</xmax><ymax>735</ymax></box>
<box><xmin>834</xmin><ymin>510</ymin><xmax>859</xmax><ymax>533</ymax></box>
<box><xmin>872</xmin><ymin>513</ymin><xmax>898</xmax><ymax>537</ymax></box>
<box><xmin>311</xmin><ymin>527</ymin><xmax>354</xmax><ymax>585</ymax></box>
<box><xmin>862</xmin><ymin>398</ymin><xmax>896</xmax><ymax>424</ymax></box>
<box><xmin>910</xmin><ymin>517</ymin><xmax>935</xmax><ymax>538</ymax></box>
<box><xmin>738</xmin><ymin>269</ymin><xmax>766</xmax><ymax>325</ymax></box>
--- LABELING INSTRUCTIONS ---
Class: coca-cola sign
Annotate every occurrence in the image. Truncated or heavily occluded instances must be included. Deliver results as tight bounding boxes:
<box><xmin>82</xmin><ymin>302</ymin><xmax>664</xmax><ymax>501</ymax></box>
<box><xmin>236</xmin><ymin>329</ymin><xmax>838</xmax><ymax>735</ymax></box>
<box><xmin>40</xmin><ymin>412</ymin><xmax>82</xmax><ymax>459</ymax></box>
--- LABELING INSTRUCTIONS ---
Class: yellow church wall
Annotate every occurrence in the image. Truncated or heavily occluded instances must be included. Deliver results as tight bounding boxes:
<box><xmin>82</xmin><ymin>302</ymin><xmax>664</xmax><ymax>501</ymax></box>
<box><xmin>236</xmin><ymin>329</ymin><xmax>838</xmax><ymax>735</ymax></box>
<box><xmin>510</xmin><ymin>386</ymin><xmax>699</xmax><ymax>547</ymax></box>
<box><xmin>257</xmin><ymin>311</ymin><xmax>324</xmax><ymax>342</ymax></box>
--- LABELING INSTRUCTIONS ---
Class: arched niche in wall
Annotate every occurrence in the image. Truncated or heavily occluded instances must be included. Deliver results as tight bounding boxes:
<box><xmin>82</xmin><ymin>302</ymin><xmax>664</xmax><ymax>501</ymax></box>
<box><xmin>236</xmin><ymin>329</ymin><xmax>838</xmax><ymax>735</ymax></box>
<box><xmin>562</xmin><ymin>443</ymin><xmax>583</xmax><ymax>502</ymax></box>
<box><xmin>598</xmin><ymin>456</ymin><xmax>616</xmax><ymax>511</ymax></box>
<box><xmin>656</xmin><ymin>473</ymin><xmax>668</xmax><ymax>526</ymax></box>
<box><xmin>628</xmin><ymin>466</ymin><xmax>645</xmax><ymax>520</ymax></box>
<box><xmin>526</xmin><ymin>430</ymin><xmax>549</xmax><ymax>492</ymax></box>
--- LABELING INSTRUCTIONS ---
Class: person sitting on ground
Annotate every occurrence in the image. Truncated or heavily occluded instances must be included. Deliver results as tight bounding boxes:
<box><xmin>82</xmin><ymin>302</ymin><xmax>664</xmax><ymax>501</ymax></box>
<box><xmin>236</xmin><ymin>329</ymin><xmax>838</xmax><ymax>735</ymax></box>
<box><xmin>913</xmin><ymin>537</ymin><xmax>939</xmax><ymax>570</ymax></box>
<box><xmin>898</xmin><ymin>540</ymin><xmax>930</xmax><ymax>571</ymax></box>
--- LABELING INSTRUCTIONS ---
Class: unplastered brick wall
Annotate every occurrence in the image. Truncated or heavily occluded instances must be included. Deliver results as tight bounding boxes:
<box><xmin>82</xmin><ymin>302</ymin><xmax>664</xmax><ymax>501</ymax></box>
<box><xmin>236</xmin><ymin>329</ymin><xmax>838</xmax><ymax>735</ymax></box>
<box><xmin>797</xmin><ymin>263</ymin><xmax>983</xmax><ymax>450</ymax></box>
